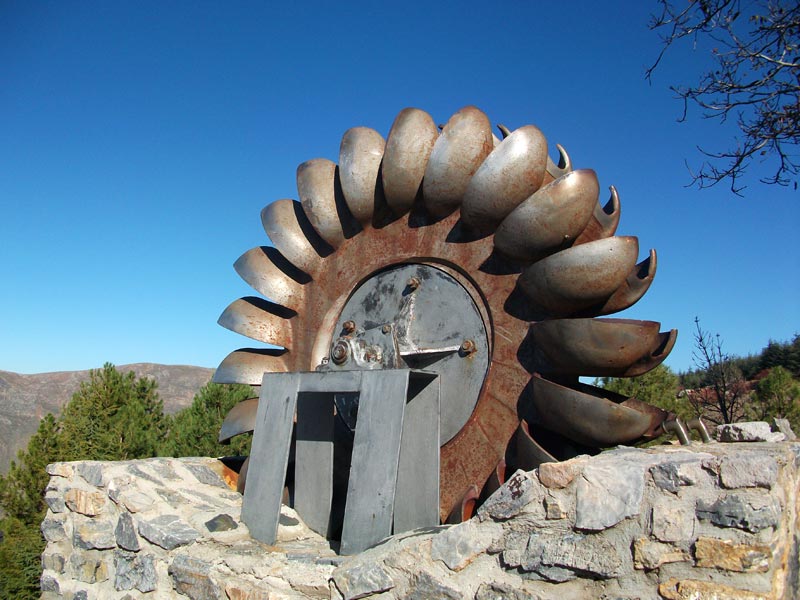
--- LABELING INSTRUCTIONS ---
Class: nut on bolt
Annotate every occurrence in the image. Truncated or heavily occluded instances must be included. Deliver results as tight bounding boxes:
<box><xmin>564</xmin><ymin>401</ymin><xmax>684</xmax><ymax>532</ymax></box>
<box><xmin>406</xmin><ymin>277</ymin><xmax>420</xmax><ymax>291</ymax></box>
<box><xmin>343</xmin><ymin>320</ymin><xmax>356</xmax><ymax>334</ymax></box>
<box><xmin>331</xmin><ymin>341</ymin><xmax>349</xmax><ymax>365</ymax></box>
<box><xmin>460</xmin><ymin>339</ymin><xmax>476</xmax><ymax>354</ymax></box>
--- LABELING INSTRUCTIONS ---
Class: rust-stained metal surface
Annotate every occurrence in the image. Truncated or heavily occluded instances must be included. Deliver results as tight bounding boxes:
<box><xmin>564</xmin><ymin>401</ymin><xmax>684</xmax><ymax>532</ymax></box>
<box><xmin>214</xmin><ymin>348</ymin><xmax>288</xmax><ymax>385</ymax></box>
<box><xmin>234</xmin><ymin>247</ymin><xmax>308</xmax><ymax>312</ymax></box>
<box><xmin>215</xmin><ymin>105</ymin><xmax>680</xmax><ymax>540</ymax></box>
<box><xmin>595</xmin><ymin>249</ymin><xmax>657</xmax><ymax>316</ymax></box>
<box><xmin>519</xmin><ymin>236</ymin><xmax>642</xmax><ymax>316</ymax></box>
<box><xmin>260</xmin><ymin>199</ymin><xmax>330</xmax><ymax>275</ymax></box>
<box><xmin>509</xmin><ymin>419</ymin><xmax>557</xmax><ymax>471</ymax></box>
<box><xmin>296</xmin><ymin>158</ymin><xmax>354</xmax><ymax>249</ymax></box>
<box><xmin>461</xmin><ymin>124</ymin><xmax>548</xmax><ymax>235</ymax></box>
<box><xmin>526</xmin><ymin>318</ymin><xmax>677</xmax><ymax>377</ymax></box>
<box><xmin>217</xmin><ymin>297</ymin><xmax>296</xmax><ymax>348</ymax></box>
<box><xmin>382</xmin><ymin>108</ymin><xmax>439</xmax><ymax>216</ymax></box>
<box><xmin>529</xmin><ymin>375</ymin><xmax>663</xmax><ymax>447</ymax></box>
<box><xmin>338</xmin><ymin>127</ymin><xmax>386</xmax><ymax>225</ymax></box>
<box><xmin>219</xmin><ymin>397</ymin><xmax>259</xmax><ymax>443</ymax></box>
<box><xmin>423</xmin><ymin>106</ymin><xmax>493</xmax><ymax>218</ymax></box>
<box><xmin>493</xmin><ymin>169</ymin><xmax>599</xmax><ymax>262</ymax></box>
<box><xmin>574</xmin><ymin>186</ymin><xmax>621</xmax><ymax>246</ymax></box>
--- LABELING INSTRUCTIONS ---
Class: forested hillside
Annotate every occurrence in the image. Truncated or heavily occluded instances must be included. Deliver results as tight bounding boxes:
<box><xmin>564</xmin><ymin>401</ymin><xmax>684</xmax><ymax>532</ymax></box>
<box><xmin>0</xmin><ymin>363</ymin><xmax>214</xmax><ymax>475</ymax></box>
<box><xmin>0</xmin><ymin>364</ymin><xmax>252</xmax><ymax>598</ymax></box>
<box><xmin>600</xmin><ymin>334</ymin><xmax>800</xmax><ymax>434</ymax></box>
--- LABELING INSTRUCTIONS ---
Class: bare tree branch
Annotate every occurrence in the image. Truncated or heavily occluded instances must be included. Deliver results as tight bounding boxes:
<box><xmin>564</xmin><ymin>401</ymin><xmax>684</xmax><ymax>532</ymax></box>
<box><xmin>648</xmin><ymin>0</ymin><xmax>800</xmax><ymax>194</ymax></box>
<box><xmin>687</xmin><ymin>318</ymin><xmax>750</xmax><ymax>424</ymax></box>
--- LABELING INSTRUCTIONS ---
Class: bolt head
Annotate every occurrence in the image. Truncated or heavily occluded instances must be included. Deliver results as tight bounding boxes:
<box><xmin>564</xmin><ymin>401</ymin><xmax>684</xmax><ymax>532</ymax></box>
<box><xmin>343</xmin><ymin>320</ymin><xmax>356</xmax><ymax>334</ymax></box>
<box><xmin>406</xmin><ymin>277</ymin><xmax>420</xmax><ymax>291</ymax></box>
<box><xmin>331</xmin><ymin>341</ymin><xmax>349</xmax><ymax>365</ymax></box>
<box><xmin>460</xmin><ymin>339</ymin><xmax>476</xmax><ymax>354</ymax></box>
<box><xmin>381</xmin><ymin>324</ymin><xmax>391</xmax><ymax>334</ymax></box>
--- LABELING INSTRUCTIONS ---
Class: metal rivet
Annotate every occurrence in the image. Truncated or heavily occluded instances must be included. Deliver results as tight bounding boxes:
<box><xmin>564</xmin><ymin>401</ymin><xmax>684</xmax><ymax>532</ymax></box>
<box><xmin>406</xmin><ymin>277</ymin><xmax>420</xmax><ymax>291</ymax></box>
<box><xmin>343</xmin><ymin>320</ymin><xmax>356</xmax><ymax>334</ymax></box>
<box><xmin>460</xmin><ymin>339</ymin><xmax>476</xmax><ymax>354</ymax></box>
<box><xmin>381</xmin><ymin>324</ymin><xmax>391</xmax><ymax>334</ymax></box>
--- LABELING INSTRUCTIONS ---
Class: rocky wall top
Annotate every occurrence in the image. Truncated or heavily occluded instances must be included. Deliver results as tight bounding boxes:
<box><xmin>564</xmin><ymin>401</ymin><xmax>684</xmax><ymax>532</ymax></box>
<box><xmin>41</xmin><ymin>425</ymin><xmax>800</xmax><ymax>600</ymax></box>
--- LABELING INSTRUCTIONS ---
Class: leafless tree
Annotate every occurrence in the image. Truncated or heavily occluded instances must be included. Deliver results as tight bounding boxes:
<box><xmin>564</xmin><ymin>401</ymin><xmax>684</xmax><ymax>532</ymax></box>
<box><xmin>647</xmin><ymin>0</ymin><xmax>799</xmax><ymax>194</ymax></box>
<box><xmin>686</xmin><ymin>317</ymin><xmax>750</xmax><ymax>424</ymax></box>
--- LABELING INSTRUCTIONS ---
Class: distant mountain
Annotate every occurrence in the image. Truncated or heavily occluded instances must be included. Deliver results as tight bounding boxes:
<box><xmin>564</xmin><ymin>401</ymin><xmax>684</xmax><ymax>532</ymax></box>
<box><xmin>0</xmin><ymin>363</ymin><xmax>214</xmax><ymax>475</ymax></box>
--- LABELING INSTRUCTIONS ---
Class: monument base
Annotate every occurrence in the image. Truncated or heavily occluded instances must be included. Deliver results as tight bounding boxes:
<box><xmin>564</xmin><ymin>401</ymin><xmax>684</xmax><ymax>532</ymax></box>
<box><xmin>41</xmin><ymin>438</ymin><xmax>800</xmax><ymax>599</ymax></box>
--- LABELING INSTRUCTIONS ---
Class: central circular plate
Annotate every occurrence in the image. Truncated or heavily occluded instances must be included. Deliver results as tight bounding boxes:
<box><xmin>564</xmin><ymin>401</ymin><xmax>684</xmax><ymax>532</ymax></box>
<box><xmin>333</xmin><ymin>263</ymin><xmax>490</xmax><ymax>444</ymax></box>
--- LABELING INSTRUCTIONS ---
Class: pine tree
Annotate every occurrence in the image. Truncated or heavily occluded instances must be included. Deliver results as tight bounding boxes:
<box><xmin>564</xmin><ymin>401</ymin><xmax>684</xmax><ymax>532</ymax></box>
<box><xmin>0</xmin><ymin>363</ymin><xmax>168</xmax><ymax>599</ymax></box>
<box><xmin>598</xmin><ymin>365</ymin><xmax>691</xmax><ymax>421</ymax></box>
<box><xmin>747</xmin><ymin>366</ymin><xmax>800</xmax><ymax>429</ymax></box>
<box><xmin>57</xmin><ymin>363</ymin><xmax>166</xmax><ymax>461</ymax></box>
<box><xmin>160</xmin><ymin>382</ymin><xmax>254</xmax><ymax>457</ymax></box>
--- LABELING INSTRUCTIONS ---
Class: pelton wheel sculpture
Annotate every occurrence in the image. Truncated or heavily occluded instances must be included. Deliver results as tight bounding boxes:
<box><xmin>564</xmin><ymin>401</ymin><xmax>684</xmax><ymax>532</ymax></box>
<box><xmin>215</xmin><ymin>106</ymin><xmax>678</xmax><ymax>539</ymax></box>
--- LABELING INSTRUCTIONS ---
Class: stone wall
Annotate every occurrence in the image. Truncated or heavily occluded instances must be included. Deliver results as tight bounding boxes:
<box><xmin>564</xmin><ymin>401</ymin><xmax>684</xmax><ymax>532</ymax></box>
<box><xmin>41</xmin><ymin>431</ymin><xmax>800</xmax><ymax>599</ymax></box>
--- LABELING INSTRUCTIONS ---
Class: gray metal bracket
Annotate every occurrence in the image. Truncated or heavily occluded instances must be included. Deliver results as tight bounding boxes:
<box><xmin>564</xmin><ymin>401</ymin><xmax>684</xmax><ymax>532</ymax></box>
<box><xmin>241</xmin><ymin>368</ymin><xmax>440</xmax><ymax>555</ymax></box>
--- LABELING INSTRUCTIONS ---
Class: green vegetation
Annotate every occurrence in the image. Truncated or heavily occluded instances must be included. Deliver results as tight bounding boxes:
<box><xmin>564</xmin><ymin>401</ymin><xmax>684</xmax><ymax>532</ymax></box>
<box><xmin>0</xmin><ymin>363</ymin><xmax>253</xmax><ymax>599</ymax></box>
<box><xmin>161</xmin><ymin>381</ymin><xmax>253</xmax><ymax>458</ymax></box>
<box><xmin>599</xmin><ymin>334</ymin><xmax>800</xmax><ymax>439</ymax></box>
<box><xmin>598</xmin><ymin>364</ymin><xmax>690</xmax><ymax>421</ymax></box>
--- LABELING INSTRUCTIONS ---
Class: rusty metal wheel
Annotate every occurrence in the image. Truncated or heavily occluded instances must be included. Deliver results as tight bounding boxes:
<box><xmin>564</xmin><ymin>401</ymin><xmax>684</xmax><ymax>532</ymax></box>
<box><xmin>215</xmin><ymin>106</ymin><xmax>677</xmax><ymax>523</ymax></box>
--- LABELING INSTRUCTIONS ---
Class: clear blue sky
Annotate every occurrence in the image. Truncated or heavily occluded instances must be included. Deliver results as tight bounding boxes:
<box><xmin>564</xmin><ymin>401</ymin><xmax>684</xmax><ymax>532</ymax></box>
<box><xmin>2</xmin><ymin>1</ymin><xmax>797</xmax><ymax>375</ymax></box>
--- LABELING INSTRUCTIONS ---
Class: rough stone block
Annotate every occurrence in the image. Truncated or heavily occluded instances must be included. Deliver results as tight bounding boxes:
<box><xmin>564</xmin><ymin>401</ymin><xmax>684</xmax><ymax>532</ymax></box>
<box><xmin>115</xmin><ymin>511</ymin><xmax>141</xmax><ymax>552</ymax></box>
<box><xmin>72</xmin><ymin>516</ymin><xmax>115</xmax><ymax>550</ymax></box>
<box><xmin>138</xmin><ymin>514</ymin><xmax>200</xmax><ymax>550</ymax></box>
<box><xmin>773</xmin><ymin>418</ymin><xmax>796</xmax><ymax>440</ymax></box>
<box><xmin>40</xmin><ymin>572</ymin><xmax>60</xmax><ymax>593</ymax></box>
<box><xmin>652</xmin><ymin>501</ymin><xmax>695</xmax><ymax>542</ymax></box>
<box><xmin>205</xmin><ymin>513</ymin><xmax>238</xmax><ymax>533</ymax></box>
<box><xmin>696</xmin><ymin>494</ymin><xmax>781</xmax><ymax>533</ymax></box>
<box><xmin>430</xmin><ymin>520</ymin><xmax>500</xmax><ymax>571</ymax></box>
<box><xmin>575</xmin><ymin>455</ymin><xmax>647</xmax><ymax>530</ymax></box>
<box><xmin>114</xmin><ymin>549</ymin><xmax>157</xmax><ymax>592</ymax></box>
<box><xmin>477</xmin><ymin>470</ymin><xmax>544</xmax><ymax>521</ymax></box>
<box><xmin>41</xmin><ymin>516</ymin><xmax>69</xmax><ymax>543</ymax></box>
<box><xmin>332</xmin><ymin>561</ymin><xmax>395</xmax><ymax>600</ymax></box>
<box><xmin>406</xmin><ymin>572</ymin><xmax>461</xmax><ymax>600</ymax></box>
<box><xmin>225</xmin><ymin>582</ymin><xmax>272</xmax><ymax>600</ymax></box>
<box><xmin>65</xmin><ymin>488</ymin><xmax>107</xmax><ymax>516</ymax></box>
<box><xmin>475</xmin><ymin>582</ymin><xmax>541</xmax><ymax>600</ymax></box>
<box><xmin>720</xmin><ymin>455</ymin><xmax>778</xmax><ymax>489</ymax></box>
<box><xmin>498</xmin><ymin>530</ymin><xmax>529</xmax><ymax>568</ymax></box>
<box><xmin>127</xmin><ymin>464</ymin><xmax>164</xmax><ymax>486</ymax></box>
<box><xmin>537</xmin><ymin>456</ymin><xmax>587</xmax><ymax>489</ymax></box>
<box><xmin>68</xmin><ymin>551</ymin><xmax>109</xmax><ymax>584</ymax></box>
<box><xmin>44</xmin><ymin>491</ymin><xmax>67</xmax><ymax>513</ymax></box>
<box><xmin>694</xmin><ymin>536</ymin><xmax>771</xmax><ymax>572</ymax></box>
<box><xmin>186</xmin><ymin>462</ymin><xmax>229</xmax><ymax>488</ymax></box>
<box><xmin>523</xmin><ymin>532</ymin><xmax>626</xmax><ymax>579</ymax></box>
<box><xmin>116</xmin><ymin>489</ymin><xmax>155</xmax><ymax>513</ymax></box>
<box><xmin>150</xmin><ymin>458</ymin><xmax>181</xmax><ymax>480</ymax></box>
<box><xmin>659</xmin><ymin>577</ymin><xmax>770</xmax><ymax>599</ymax></box>
<box><xmin>46</xmin><ymin>462</ymin><xmax>74</xmax><ymax>478</ymax></box>
<box><xmin>543</xmin><ymin>495</ymin><xmax>565</xmax><ymax>520</ymax></box>
<box><xmin>42</xmin><ymin>550</ymin><xmax>66</xmax><ymax>574</ymax></box>
<box><xmin>650</xmin><ymin>458</ymin><xmax>703</xmax><ymax>493</ymax></box>
<box><xmin>76</xmin><ymin>461</ymin><xmax>105</xmax><ymax>487</ymax></box>
<box><xmin>632</xmin><ymin>538</ymin><xmax>690</xmax><ymax>570</ymax></box>
<box><xmin>717</xmin><ymin>422</ymin><xmax>784</xmax><ymax>443</ymax></box>
<box><xmin>169</xmin><ymin>554</ymin><xmax>223</xmax><ymax>599</ymax></box>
